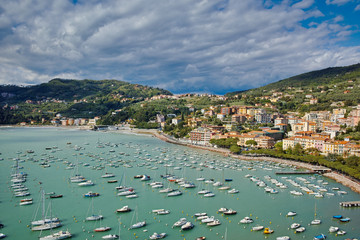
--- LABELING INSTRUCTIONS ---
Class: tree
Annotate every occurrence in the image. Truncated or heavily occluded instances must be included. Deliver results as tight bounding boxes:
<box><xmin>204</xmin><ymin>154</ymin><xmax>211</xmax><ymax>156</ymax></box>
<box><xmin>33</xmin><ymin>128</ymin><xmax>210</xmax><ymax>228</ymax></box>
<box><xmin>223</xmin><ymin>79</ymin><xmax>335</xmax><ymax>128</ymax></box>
<box><xmin>274</xmin><ymin>141</ymin><xmax>283</xmax><ymax>153</ymax></box>
<box><xmin>230</xmin><ymin>145</ymin><xmax>241</xmax><ymax>154</ymax></box>
<box><xmin>245</xmin><ymin>140</ymin><xmax>257</xmax><ymax>147</ymax></box>
<box><xmin>293</xmin><ymin>143</ymin><xmax>304</xmax><ymax>155</ymax></box>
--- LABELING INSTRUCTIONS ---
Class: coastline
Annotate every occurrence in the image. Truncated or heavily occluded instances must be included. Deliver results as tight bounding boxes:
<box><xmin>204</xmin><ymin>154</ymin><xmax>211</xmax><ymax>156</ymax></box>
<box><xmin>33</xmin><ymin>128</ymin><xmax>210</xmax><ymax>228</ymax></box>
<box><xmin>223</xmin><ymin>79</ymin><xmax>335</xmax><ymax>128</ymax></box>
<box><xmin>128</xmin><ymin>128</ymin><xmax>360</xmax><ymax>195</ymax></box>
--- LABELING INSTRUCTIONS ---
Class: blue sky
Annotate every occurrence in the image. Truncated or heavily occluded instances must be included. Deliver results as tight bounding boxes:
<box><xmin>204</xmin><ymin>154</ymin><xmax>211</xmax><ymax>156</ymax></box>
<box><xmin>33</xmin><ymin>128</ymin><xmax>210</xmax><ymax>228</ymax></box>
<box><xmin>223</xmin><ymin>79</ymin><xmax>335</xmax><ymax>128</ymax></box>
<box><xmin>0</xmin><ymin>0</ymin><xmax>359</xmax><ymax>94</ymax></box>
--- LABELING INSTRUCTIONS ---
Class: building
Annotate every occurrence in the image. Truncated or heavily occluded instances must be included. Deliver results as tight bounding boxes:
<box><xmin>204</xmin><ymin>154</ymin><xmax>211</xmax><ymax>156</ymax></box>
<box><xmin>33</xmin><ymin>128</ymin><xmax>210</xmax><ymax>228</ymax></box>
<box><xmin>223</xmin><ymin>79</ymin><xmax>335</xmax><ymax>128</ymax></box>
<box><xmin>231</xmin><ymin>114</ymin><xmax>247</xmax><ymax>124</ymax></box>
<box><xmin>189</xmin><ymin>128</ymin><xmax>213</xmax><ymax>146</ymax></box>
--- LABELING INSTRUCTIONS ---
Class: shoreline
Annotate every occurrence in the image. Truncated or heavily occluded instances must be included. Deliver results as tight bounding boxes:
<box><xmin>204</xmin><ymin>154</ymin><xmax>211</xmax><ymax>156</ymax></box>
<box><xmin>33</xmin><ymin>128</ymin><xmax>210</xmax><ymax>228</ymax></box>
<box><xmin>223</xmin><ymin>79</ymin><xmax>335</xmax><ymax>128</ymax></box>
<box><xmin>128</xmin><ymin>128</ymin><xmax>360</xmax><ymax>195</ymax></box>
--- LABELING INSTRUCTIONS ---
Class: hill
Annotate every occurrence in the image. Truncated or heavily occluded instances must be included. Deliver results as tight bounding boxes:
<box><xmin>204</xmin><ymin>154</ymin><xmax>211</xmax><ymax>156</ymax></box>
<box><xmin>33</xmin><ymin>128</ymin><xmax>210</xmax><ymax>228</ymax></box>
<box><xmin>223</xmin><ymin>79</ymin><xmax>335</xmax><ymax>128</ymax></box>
<box><xmin>225</xmin><ymin>63</ymin><xmax>360</xmax><ymax>112</ymax></box>
<box><xmin>0</xmin><ymin>78</ymin><xmax>172</xmax><ymax>102</ymax></box>
<box><xmin>0</xmin><ymin>79</ymin><xmax>172</xmax><ymax>123</ymax></box>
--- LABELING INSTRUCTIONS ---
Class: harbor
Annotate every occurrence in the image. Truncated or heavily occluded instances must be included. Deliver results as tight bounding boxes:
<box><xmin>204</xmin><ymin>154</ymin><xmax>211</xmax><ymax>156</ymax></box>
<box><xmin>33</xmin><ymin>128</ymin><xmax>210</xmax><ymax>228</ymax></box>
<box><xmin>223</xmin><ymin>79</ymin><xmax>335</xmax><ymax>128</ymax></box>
<box><xmin>0</xmin><ymin>127</ymin><xmax>360</xmax><ymax>240</ymax></box>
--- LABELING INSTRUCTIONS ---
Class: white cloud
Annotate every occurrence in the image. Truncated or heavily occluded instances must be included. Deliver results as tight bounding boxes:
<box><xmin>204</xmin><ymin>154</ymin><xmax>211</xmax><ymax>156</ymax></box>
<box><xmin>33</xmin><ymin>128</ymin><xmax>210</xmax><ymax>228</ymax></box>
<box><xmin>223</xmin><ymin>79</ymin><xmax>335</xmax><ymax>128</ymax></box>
<box><xmin>0</xmin><ymin>0</ymin><xmax>359</xmax><ymax>94</ymax></box>
<box><xmin>325</xmin><ymin>0</ymin><xmax>352</xmax><ymax>5</ymax></box>
<box><xmin>355</xmin><ymin>4</ymin><xmax>360</xmax><ymax>10</ymax></box>
<box><xmin>292</xmin><ymin>0</ymin><xmax>315</xmax><ymax>9</ymax></box>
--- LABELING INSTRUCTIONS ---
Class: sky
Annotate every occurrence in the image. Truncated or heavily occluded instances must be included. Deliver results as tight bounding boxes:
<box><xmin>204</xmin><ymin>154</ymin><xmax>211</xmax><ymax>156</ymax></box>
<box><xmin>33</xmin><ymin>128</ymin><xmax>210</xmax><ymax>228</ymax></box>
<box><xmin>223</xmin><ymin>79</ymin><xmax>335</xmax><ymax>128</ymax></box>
<box><xmin>0</xmin><ymin>0</ymin><xmax>360</xmax><ymax>95</ymax></box>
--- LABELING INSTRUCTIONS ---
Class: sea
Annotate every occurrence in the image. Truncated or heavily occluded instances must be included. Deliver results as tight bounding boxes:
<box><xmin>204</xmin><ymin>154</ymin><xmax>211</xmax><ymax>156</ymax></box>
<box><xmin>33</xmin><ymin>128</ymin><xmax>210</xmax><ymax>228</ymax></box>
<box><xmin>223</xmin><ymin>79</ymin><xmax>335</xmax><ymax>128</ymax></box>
<box><xmin>0</xmin><ymin>127</ymin><xmax>359</xmax><ymax>240</ymax></box>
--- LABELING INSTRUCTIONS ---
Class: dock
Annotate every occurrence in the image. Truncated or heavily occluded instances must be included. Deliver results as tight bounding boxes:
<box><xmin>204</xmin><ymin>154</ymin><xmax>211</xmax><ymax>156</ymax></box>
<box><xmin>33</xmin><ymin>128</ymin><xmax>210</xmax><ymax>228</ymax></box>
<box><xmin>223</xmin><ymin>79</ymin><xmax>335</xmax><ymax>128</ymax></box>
<box><xmin>275</xmin><ymin>171</ymin><xmax>315</xmax><ymax>175</ymax></box>
<box><xmin>340</xmin><ymin>201</ymin><xmax>360</xmax><ymax>207</ymax></box>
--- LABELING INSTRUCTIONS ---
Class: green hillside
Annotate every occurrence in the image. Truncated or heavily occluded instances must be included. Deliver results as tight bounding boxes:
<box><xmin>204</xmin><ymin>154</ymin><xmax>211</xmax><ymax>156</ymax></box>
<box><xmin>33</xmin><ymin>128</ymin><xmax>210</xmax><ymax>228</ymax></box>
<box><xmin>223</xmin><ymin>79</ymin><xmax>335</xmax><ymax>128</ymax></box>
<box><xmin>0</xmin><ymin>79</ymin><xmax>172</xmax><ymax>123</ymax></box>
<box><xmin>225</xmin><ymin>63</ymin><xmax>360</xmax><ymax>113</ymax></box>
<box><xmin>0</xmin><ymin>78</ymin><xmax>172</xmax><ymax>102</ymax></box>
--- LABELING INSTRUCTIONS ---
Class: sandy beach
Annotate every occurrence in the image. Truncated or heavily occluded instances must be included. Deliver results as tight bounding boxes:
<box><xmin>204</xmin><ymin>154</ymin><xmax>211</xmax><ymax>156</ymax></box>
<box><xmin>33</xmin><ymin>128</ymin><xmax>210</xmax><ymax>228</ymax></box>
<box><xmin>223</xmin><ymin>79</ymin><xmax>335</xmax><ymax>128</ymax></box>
<box><xmin>127</xmin><ymin>128</ymin><xmax>360</xmax><ymax>195</ymax></box>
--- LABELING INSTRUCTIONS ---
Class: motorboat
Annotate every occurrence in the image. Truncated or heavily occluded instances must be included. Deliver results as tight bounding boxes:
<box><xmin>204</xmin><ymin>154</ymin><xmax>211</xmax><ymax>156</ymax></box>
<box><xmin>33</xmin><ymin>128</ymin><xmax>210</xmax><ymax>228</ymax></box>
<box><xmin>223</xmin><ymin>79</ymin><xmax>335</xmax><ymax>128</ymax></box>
<box><xmin>263</xmin><ymin>228</ymin><xmax>274</xmax><ymax>234</ymax></box>
<box><xmin>201</xmin><ymin>216</ymin><xmax>215</xmax><ymax>223</ymax></box>
<box><xmin>328</xmin><ymin>226</ymin><xmax>339</xmax><ymax>233</ymax></box>
<box><xmin>116</xmin><ymin>206</ymin><xmax>131</xmax><ymax>213</ymax></box>
<box><xmin>227</xmin><ymin>188</ymin><xmax>239</xmax><ymax>194</ymax></box>
<box><xmin>194</xmin><ymin>213</ymin><xmax>207</xmax><ymax>217</ymax></box>
<box><xmin>107</xmin><ymin>180</ymin><xmax>118</xmax><ymax>183</ymax></box>
<box><xmin>149</xmin><ymin>232</ymin><xmax>167</xmax><ymax>239</ymax></box>
<box><xmin>203</xmin><ymin>192</ymin><xmax>215</xmax><ymax>197</ymax></box>
<box><xmin>223</xmin><ymin>209</ymin><xmax>237</xmax><ymax>215</ymax></box>
<box><xmin>173</xmin><ymin>218</ymin><xmax>187</xmax><ymax>227</ymax></box>
<box><xmin>140</xmin><ymin>175</ymin><xmax>150</xmax><ymax>181</ymax></box>
<box><xmin>252</xmin><ymin>225</ymin><xmax>264</xmax><ymax>231</ymax></box>
<box><xmin>286</xmin><ymin>211</ymin><xmax>297</xmax><ymax>217</ymax></box>
<box><xmin>181</xmin><ymin>221</ymin><xmax>194</xmax><ymax>230</ymax></box>
<box><xmin>336</xmin><ymin>230</ymin><xmax>346</xmax><ymax>235</ymax></box>
<box><xmin>84</xmin><ymin>191</ymin><xmax>100</xmax><ymax>197</ymax></box>
<box><xmin>94</xmin><ymin>226</ymin><xmax>111</xmax><ymax>232</ymax></box>
<box><xmin>332</xmin><ymin>215</ymin><xmax>342</xmax><ymax>219</ymax></box>
<box><xmin>276</xmin><ymin>237</ymin><xmax>290</xmax><ymax>240</ymax></box>
<box><xmin>218</xmin><ymin>207</ymin><xmax>228</xmax><ymax>213</ymax></box>
<box><xmin>39</xmin><ymin>230</ymin><xmax>72</xmax><ymax>240</ymax></box>
<box><xmin>156</xmin><ymin>210</ymin><xmax>170</xmax><ymax>215</ymax></box>
<box><xmin>295</xmin><ymin>227</ymin><xmax>306</xmax><ymax>233</ymax></box>
<box><xmin>159</xmin><ymin>188</ymin><xmax>173</xmax><ymax>193</ymax></box>
<box><xmin>126</xmin><ymin>194</ymin><xmax>138</xmax><ymax>198</ymax></box>
<box><xmin>50</xmin><ymin>194</ymin><xmax>63</xmax><ymax>199</ymax></box>
<box><xmin>311</xmin><ymin>219</ymin><xmax>321</xmax><ymax>225</ymax></box>
<box><xmin>290</xmin><ymin>223</ymin><xmax>300</xmax><ymax>229</ymax></box>
<box><xmin>207</xmin><ymin>219</ymin><xmax>221</xmax><ymax>226</ymax></box>
<box><xmin>339</xmin><ymin>217</ymin><xmax>350</xmax><ymax>222</ymax></box>
<box><xmin>239</xmin><ymin>216</ymin><xmax>253</xmax><ymax>224</ymax></box>
<box><xmin>167</xmin><ymin>190</ymin><xmax>182</xmax><ymax>197</ymax></box>
<box><xmin>313</xmin><ymin>234</ymin><xmax>326</xmax><ymax>239</ymax></box>
<box><xmin>0</xmin><ymin>233</ymin><xmax>6</xmax><ymax>239</ymax></box>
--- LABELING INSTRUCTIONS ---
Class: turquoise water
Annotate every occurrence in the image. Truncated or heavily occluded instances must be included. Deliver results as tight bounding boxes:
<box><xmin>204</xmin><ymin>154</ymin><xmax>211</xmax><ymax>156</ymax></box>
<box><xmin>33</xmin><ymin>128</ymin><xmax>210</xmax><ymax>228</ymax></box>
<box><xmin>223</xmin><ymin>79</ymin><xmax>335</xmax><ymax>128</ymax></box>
<box><xmin>0</xmin><ymin>127</ymin><xmax>359</xmax><ymax>240</ymax></box>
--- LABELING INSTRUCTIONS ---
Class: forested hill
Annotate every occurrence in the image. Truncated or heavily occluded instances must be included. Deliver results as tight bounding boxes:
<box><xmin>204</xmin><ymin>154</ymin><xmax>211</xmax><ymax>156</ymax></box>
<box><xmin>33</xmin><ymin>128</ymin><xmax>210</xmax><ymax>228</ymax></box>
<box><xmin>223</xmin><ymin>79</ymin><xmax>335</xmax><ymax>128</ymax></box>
<box><xmin>0</xmin><ymin>78</ymin><xmax>172</xmax><ymax>103</ymax></box>
<box><xmin>226</xmin><ymin>63</ymin><xmax>360</xmax><ymax>99</ymax></box>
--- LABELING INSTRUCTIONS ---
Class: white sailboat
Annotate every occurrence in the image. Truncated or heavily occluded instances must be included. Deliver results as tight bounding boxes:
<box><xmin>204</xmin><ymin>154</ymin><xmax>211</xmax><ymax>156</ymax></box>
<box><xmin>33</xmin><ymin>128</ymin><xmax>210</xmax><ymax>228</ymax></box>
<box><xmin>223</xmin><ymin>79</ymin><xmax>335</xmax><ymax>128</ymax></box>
<box><xmin>39</xmin><ymin>230</ymin><xmax>72</xmax><ymax>240</ymax></box>
<box><xmin>310</xmin><ymin>202</ymin><xmax>321</xmax><ymax>225</ymax></box>
<box><xmin>85</xmin><ymin>198</ymin><xmax>103</xmax><ymax>221</ymax></box>
<box><xmin>32</xmin><ymin>190</ymin><xmax>61</xmax><ymax>231</ymax></box>
<box><xmin>129</xmin><ymin>207</ymin><xmax>146</xmax><ymax>229</ymax></box>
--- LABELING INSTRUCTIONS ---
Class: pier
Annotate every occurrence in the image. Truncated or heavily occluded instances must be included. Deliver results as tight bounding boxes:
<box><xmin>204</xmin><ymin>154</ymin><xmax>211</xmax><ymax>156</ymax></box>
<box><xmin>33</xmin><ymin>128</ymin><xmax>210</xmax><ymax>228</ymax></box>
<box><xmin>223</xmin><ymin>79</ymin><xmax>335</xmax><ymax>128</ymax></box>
<box><xmin>340</xmin><ymin>201</ymin><xmax>360</xmax><ymax>207</ymax></box>
<box><xmin>275</xmin><ymin>171</ymin><xmax>315</xmax><ymax>175</ymax></box>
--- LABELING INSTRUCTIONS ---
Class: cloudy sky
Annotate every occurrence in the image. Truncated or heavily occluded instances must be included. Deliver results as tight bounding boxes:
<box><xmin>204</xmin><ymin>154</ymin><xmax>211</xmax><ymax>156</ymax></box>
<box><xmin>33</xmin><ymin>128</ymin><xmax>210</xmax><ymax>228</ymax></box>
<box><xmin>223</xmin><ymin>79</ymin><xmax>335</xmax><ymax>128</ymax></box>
<box><xmin>0</xmin><ymin>0</ymin><xmax>360</xmax><ymax>94</ymax></box>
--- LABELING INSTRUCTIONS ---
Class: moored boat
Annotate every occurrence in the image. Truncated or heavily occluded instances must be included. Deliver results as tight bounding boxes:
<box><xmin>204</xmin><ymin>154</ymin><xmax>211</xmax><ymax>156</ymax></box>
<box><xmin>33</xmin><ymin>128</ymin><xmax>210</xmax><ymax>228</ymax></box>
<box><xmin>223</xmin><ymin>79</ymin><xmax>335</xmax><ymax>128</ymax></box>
<box><xmin>263</xmin><ymin>228</ymin><xmax>274</xmax><ymax>234</ymax></box>
<box><xmin>116</xmin><ymin>206</ymin><xmax>131</xmax><ymax>213</ymax></box>
<box><xmin>84</xmin><ymin>191</ymin><xmax>100</xmax><ymax>197</ymax></box>
<box><xmin>94</xmin><ymin>226</ymin><xmax>111</xmax><ymax>232</ymax></box>
<box><xmin>181</xmin><ymin>221</ymin><xmax>194</xmax><ymax>230</ymax></box>
<box><xmin>313</xmin><ymin>233</ymin><xmax>326</xmax><ymax>240</ymax></box>
<box><xmin>173</xmin><ymin>218</ymin><xmax>187</xmax><ymax>227</ymax></box>
<box><xmin>149</xmin><ymin>232</ymin><xmax>167</xmax><ymax>239</ymax></box>
<box><xmin>252</xmin><ymin>225</ymin><xmax>264</xmax><ymax>231</ymax></box>
<box><xmin>32</xmin><ymin>222</ymin><xmax>62</xmax><ymax>231</ymax></box>
<box><xmin>39</xmin><ymin>230</ymin><xmax>71</xmax><ymax>240</ymax></box>
<box><xmin>129</xmin><ymin>221</ymin><xmax>146</xmax><ymax>229</ymax></box>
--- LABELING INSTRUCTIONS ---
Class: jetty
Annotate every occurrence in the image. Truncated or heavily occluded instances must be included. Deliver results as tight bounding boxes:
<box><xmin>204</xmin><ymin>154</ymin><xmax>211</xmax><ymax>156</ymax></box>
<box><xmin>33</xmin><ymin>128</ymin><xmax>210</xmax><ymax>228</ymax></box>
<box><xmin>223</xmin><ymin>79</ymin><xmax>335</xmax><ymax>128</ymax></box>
<box><xmin>340</xmin><ymin>201</ymin><xmax>360</xmax><ymax>207</ymax></box>
<box><xmin>276</xmin><ymin>171</ymin><xmax>315</xmax><ymax>175</ymax></box>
